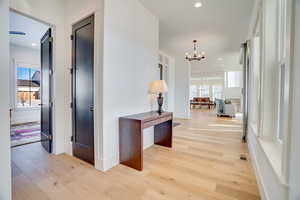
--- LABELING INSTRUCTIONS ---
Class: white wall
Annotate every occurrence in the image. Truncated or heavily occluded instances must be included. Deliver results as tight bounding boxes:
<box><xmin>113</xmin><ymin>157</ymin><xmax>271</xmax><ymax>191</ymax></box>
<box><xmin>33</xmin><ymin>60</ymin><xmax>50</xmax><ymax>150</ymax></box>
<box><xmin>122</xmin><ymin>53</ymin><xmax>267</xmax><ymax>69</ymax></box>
<box><xmin>174</xmin><ymin>57</ymin><xmax>190</xmax><ymax>118</ymax></box>
<box><xmin>9</xmin><ymin>44</ymin><xmax>41</xmax><ymax>124</ymax></box>
<box><xmin>102</xmin><ymin>0</ymin><xmax>159</xmax><ymax>170</ymax></box>
<box><xmin>159</xmin><ymin>51</ymin><xmax>175</xmax><ymax>112</ymax></box>
<box><xmin>10</xmin><ymin>0</ymin><xmax>67</xmax><ymax>155</ymax></box>
<box><xmin>167</xmin><ymin>57</ymin><xmax>175</xmax><ymax>112</ymax></box>
<box><xmin>0</xmin><ymin>0</ymin><xmax>12</xmax><ymax>199</ymax></box>
<box><xmin>223</xmin><ymin>87</ymin><xmax>242</xmax><ymax>99</ymax></box>
<box><xmin>288</xmin><ymin>1</ymin><xmax>300</xmax><ymax>199</ymax></box>
<box><xmin>64</xmin><ymin>0</ymin><xmax>159</xmax><ymax>171</ymax></box>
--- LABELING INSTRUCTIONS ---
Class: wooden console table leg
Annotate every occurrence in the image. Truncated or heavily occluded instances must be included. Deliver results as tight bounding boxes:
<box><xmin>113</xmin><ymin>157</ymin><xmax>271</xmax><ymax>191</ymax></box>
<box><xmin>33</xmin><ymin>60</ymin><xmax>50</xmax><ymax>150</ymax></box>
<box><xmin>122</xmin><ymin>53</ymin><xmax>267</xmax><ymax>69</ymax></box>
<box><xmin>119</xmin><ymin>119</ymin><xmax>143</xmax><ymax>170</ymax></box>
<box><xmin>154</xmin><ymin>120</ymin><xmax>173</xmax><ymax>148</ymax></box>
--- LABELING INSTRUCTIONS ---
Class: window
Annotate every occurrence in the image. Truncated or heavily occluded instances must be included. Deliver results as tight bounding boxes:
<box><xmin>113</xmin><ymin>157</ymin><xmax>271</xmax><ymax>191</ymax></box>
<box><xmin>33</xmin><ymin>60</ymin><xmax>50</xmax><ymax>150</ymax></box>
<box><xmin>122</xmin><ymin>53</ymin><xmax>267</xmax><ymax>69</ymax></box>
<box><xmin>226</xmin><ymin>71</ymin><xmax>242</xmax><ymax>88</ymax></box>
<box><xmin>212</xmin><ymin>85</ymin><xmax>222</xmax><ymax>100</ymax></box>
<box><xmin>16</xmin><ymin>66</ymin><xmax>41</xmax><ymax>108</ymax></box>
<box><xmin>199</xmin><ymin>85</ymin><xmax>210</xmax><ymax>97</ymax></box>
<box><xmin>277</xmin><ymin>64</ymin><xmax>285</xmax><ymax>141</ymax></box>
<box><xmin>190</xmin><ymin>85</ymin><xmax>198</xmax><ymax>100</ymax></box>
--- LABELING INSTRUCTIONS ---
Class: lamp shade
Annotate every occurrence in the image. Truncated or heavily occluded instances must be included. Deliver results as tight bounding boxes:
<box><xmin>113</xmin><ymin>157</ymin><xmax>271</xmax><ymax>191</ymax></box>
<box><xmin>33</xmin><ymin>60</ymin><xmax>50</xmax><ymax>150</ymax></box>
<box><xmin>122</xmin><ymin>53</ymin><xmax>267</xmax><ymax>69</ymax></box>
<box><xmin>148</xmin><ymin>80</ymin><xmax>168</xmax><ymax>94</ymax></box>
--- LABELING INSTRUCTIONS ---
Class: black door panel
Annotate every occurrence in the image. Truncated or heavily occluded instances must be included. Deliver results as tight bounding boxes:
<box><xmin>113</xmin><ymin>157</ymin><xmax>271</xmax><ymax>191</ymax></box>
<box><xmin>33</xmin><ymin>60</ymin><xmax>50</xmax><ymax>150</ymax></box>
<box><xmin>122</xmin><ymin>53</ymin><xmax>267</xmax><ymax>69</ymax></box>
<box><xmin>41</xmin><ymin>28</ymin><xmax>53</xmax><ymax>153</ymax></box>
<box><xmin>72</xmin><ymin>15</ymin><xmax>94</xmax><ymax>165</ymax></box>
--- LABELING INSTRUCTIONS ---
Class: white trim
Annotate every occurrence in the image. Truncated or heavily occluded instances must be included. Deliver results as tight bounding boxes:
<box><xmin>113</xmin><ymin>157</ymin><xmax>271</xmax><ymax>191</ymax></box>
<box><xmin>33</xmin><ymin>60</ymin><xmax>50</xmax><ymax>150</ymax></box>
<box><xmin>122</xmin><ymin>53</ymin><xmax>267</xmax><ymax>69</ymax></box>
<box><xmin>248</xmin><ymin>136</ymin><xmax>269</xmax><ymax>200</ymax></box>
<box><xmin>249</xmin><ymin>125</ymin><xmax>288</xmax><ymax>186</ymax></box>
<box><xmin>96</xmin><ymin>154</ymin><xmax>119</xmax><ymax>172</ymax></box>
<box><xmin>13</xmin><ymin>107</ymin><xmax>40</xmax><ymax>111</ymax></box>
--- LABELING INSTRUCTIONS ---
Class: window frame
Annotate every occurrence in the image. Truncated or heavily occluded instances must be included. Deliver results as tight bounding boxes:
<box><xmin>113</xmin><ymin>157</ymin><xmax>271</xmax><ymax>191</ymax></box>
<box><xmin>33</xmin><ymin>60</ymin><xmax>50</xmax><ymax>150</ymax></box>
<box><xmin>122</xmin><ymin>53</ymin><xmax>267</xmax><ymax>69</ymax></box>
<box><xmin>189</xmin><ymin>85</ymin><xmax>198</xmax><ymax>100</ymax></box>
<box><xmin>212</xmin><ymin>85</ymin><xmax>223</xmax><ymax>100</ymax></box>
<box><xmin>14</xmin><ymin>61</ymin><xmax>41</xmax><ymax>110</ymax></box>
<box><xmin>198</xmin><ymin>85</ymin><xmax>210</xmax><ymax>98</ymax></box>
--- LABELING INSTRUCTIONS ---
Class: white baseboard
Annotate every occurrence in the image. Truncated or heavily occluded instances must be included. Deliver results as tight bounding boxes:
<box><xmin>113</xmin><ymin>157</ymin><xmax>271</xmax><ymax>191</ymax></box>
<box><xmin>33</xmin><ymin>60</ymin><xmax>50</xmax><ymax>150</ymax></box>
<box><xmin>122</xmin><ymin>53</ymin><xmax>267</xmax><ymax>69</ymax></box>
<box><xmin>95</xmin><ymin>154</ymin><xmax>119</xmax><ymax>172</ymax></box>
<box><xmin>248</xmin><ymin>135</ymin><xmax>269</xmax><ymax>200</ymax></box>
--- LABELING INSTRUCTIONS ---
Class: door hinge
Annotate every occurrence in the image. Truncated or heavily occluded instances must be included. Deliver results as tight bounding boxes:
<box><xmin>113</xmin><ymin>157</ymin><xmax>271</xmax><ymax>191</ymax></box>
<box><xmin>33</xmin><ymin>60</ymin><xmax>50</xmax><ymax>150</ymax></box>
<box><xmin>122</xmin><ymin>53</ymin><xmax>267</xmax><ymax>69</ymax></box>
<box><xmin>49</xmin><ymin>102</ymin><xmax>54</xmax><ymax>107</ymax></box>
<box><xmin>49</xmin><ymin>37</ymin><xmax>53</xmax><ymax>43</ymax></box>
<box><xmin>70</xmin><ymin>68</ymin><xmax>73</xmax><ymax>74</ymax></box>
<box><xmin>71</xmin><ymin>136</ymin><xmax>74</xmax><ymax>142</ymax></box>
<box><xmin>49</xmin><ymin>69</ymin><xmax>53</xmax><ymax>75</ymax></box>
<box><xmin>70</xmin><ymin>102</ymin><xmax>73</xmax><ymax>108</ymax></box>
<box><xmin>70</xmin><ymin>35</ymin><xmax>74</xmax><ymax>40</ymax></box>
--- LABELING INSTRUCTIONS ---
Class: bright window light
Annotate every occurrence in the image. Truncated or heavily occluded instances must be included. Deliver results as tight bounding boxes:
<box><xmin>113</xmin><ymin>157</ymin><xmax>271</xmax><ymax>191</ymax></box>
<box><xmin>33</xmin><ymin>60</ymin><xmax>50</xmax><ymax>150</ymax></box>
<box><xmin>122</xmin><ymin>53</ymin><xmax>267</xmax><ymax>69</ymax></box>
<box><xmin>226</xmin><ymin>71</ymin><xmax>242</xmax><ymax>88</ymax></box>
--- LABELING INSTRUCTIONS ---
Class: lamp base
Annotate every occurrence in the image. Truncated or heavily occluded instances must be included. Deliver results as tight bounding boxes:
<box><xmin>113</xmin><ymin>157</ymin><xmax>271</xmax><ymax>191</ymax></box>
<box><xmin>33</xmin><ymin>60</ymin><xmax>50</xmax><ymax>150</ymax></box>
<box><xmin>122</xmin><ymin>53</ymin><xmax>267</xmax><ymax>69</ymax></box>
<box><xmin>157</xmin><ymin>93</ymin><xmax>164</xmax><ymax>114</ymax></box>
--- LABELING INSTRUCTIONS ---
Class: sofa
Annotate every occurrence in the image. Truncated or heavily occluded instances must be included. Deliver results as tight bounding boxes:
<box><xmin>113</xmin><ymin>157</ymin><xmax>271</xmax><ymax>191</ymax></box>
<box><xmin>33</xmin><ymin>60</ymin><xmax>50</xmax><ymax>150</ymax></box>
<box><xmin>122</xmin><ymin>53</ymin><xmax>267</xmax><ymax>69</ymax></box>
<box><xmin>215</xmin><ymin>99</ymin><xmax>236</xmax><ymax>117</ymax></box>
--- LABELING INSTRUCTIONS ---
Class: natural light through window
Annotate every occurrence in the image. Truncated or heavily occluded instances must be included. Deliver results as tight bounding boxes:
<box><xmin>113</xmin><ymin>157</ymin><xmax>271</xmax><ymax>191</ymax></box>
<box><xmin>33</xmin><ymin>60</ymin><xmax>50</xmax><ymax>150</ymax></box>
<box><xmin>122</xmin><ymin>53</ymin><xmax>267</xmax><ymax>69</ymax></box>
<box><xmin>212</xmin><ymin>85</ymin><xmax>222</xmax><ymax>100</ymax></box>
<box><xmin>16</xmin><ymin>66</ymin><xmax>41</xmax><ymax>108</ymax></box>
<box><xmin>226</xmin><ymin>71</ymin><xmax>242</xmax><ymax>88</ymax></box>
<box><xmin>199</xmin><ymin>85</ymin><xmax>210</xmax><ymax>97</ymax></box>
<box><xmin>190</xmin><ymin>85</ymin><xmax>197</xmax><ymax>99</ymax></box>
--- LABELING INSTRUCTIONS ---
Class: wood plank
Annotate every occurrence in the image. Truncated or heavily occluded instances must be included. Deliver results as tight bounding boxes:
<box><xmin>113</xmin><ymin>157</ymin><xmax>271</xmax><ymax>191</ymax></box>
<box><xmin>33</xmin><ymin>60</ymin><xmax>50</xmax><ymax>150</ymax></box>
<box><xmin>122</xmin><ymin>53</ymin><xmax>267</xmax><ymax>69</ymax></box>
<box><xmin>12</xmin><ymin>109</ymin><xmax>261</xmax><ymax>200</ymax></box>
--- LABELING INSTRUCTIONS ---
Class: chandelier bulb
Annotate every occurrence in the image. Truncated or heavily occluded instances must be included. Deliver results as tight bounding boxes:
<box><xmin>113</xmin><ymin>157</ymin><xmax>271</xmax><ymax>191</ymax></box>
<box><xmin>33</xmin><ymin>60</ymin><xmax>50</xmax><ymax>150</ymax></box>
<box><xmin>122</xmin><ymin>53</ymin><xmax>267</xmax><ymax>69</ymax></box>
<box><xmin>185</xmin><ymin>40</ymin><xmax>206</xmax><ymax>62</ymax></box>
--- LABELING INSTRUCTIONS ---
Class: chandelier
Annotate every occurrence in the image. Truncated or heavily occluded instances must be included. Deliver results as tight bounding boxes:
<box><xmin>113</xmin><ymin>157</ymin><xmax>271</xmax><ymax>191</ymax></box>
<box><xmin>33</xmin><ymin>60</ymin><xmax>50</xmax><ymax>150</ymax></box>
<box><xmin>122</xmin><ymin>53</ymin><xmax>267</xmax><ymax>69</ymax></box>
<box><xmin>185</xmin><ymin>40</ymin><xmax>206</xmax><ymax>61</ymax></box>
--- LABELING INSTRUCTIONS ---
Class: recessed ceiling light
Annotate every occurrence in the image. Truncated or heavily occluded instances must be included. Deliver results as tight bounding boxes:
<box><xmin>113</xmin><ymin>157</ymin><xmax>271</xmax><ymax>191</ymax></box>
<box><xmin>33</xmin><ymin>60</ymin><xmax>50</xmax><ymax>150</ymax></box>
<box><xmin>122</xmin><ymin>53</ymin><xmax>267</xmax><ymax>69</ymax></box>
<box><xmin>194</xmin><ymin>2</ymin><xmax>202</xmax><ymax>8</ymax></box>
<box><xmin>31</xmin><ymin>43</ymin><xmax>37</xmax><ymax>47</ymax></box>
<box><xmin>218</xmin><ymin>57</ymin><xmax>223</xmax><ymax>61</ymax></box>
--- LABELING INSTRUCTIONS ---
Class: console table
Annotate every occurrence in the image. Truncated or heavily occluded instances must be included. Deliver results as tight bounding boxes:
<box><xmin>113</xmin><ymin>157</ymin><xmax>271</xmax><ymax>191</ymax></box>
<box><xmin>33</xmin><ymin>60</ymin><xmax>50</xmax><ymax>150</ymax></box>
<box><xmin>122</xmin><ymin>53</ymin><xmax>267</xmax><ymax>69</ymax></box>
<box><xmin>119</xmin><ymin>111</ymin><xmax>173</xmax><ymax>171</ymax></box>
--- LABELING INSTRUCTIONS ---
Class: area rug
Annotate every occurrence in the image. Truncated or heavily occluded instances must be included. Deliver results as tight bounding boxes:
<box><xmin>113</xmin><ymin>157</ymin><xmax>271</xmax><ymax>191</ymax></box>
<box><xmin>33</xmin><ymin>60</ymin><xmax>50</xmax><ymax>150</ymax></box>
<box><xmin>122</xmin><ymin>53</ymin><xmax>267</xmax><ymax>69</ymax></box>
<box><xmin>11</xmin><ymin>122</ymin><xmax>41</xmax><ymax>147</ymax></box>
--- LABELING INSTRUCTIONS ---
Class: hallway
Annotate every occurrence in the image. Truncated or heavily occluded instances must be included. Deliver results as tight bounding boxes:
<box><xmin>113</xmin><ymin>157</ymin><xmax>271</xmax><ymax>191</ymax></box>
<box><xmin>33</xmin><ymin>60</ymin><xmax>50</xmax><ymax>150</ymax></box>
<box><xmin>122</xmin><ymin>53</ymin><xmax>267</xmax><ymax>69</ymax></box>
<box><xmin>12</xmin><ymin>110</ymin><xmax>260</xmax><ymax>200</ymax></box>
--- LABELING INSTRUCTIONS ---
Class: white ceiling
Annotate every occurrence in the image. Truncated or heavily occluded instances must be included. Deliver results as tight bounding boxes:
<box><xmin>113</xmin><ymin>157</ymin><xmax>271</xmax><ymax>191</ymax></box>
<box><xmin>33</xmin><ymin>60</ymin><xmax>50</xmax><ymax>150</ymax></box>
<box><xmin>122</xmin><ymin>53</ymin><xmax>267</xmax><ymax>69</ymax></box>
<box><xmin>139</xmin><ymin>0</ymin><xmax>254</xmax><ymax>74</ymax></box>
<box><xmin>9</xmin><ymin>11</ymin><xmax>49</xmax><ymax>50</ymax></box>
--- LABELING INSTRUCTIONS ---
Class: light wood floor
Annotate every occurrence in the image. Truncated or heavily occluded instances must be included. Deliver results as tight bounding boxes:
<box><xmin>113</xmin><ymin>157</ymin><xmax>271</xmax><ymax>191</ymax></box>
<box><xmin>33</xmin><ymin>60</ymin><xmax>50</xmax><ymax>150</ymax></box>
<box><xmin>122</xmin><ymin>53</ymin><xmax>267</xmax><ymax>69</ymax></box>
<box><xmin>12</xmin><ymin>109</ymin><xmax>260</xmax><ymax>200</ymax></box>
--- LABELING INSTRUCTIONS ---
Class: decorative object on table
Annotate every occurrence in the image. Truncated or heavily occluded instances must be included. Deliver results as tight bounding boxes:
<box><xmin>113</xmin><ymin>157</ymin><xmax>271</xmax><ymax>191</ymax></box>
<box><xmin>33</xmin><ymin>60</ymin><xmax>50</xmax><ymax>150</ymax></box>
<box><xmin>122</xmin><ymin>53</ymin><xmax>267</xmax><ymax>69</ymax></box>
<box><xmin>215</xmin><ymin>99</ymin><xmax>236</xmax><ymax>118</ymax></box>
<box><xmin>185</xmin><ymin>40</ymin><xmax>206</xmax><ymax>62</ymax></box>
<box><xmin>149</xmin><ymin>80</ymin><xmax>168</xmax><ymax>114</ymax></box>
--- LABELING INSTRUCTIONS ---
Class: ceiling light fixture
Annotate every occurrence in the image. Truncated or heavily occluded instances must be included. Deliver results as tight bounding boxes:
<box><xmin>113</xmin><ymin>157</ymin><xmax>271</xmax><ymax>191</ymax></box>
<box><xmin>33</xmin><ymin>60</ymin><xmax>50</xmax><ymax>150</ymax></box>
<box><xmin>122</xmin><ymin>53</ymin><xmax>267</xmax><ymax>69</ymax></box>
<box><xmin>194</xmin><ymin>2</ymin><xmax>202</xmax><ymax>8</ymax></box>
<box><xmin>185</xmin><ymin>40</ymin><xmax>206</xmax><ymax>62</ymax></box>
<box><xmin>218</xmin><ymin>57</ymin><xmax>223</xmax><ymax>61</ymax></box>
<box><xmin>31</xmin><ymin>43</ymin><xmax>37</xmax><ymax>47</ymax></box>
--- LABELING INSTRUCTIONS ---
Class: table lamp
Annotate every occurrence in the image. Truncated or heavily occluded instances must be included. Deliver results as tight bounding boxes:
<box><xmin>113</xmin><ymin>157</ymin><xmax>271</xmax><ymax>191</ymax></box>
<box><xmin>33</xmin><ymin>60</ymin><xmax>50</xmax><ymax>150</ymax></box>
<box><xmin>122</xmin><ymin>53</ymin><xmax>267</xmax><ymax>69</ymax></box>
<box><xmin>149</xmin><ymin>80</ymin><xmax>168</xmax><ymax>114</ymax></box>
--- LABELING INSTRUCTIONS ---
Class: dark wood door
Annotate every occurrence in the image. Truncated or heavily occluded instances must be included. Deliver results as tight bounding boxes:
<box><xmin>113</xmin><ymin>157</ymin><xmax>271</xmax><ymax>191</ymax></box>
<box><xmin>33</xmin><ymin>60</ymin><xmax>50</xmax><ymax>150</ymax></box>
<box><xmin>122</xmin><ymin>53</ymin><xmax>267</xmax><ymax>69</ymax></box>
<box><xmin>72</xmin><ymin>15</ymin><xmax>95</xmax><ymax>165</ymax></box>
<box><xmin>40</xmin><ymin>28</ymin><xmax>53</xmax><ymax>153</ymax></box>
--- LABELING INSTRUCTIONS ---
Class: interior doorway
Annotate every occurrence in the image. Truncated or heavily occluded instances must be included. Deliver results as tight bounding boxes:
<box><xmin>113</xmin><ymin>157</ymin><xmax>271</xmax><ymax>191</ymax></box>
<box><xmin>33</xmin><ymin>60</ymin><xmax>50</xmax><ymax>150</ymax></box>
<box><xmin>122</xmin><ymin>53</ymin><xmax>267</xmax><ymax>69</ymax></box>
<box><xmin>9</xmin><ymin>11</ymin><xmax>53</xmax><ymax>152</ymax></box>
<box><xmin>71</xmin><ymin>15</ymin><xmax>95</xmax><ymax>165</ymax></box>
